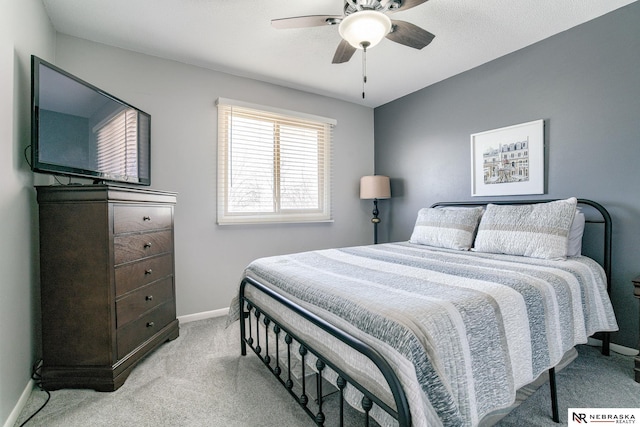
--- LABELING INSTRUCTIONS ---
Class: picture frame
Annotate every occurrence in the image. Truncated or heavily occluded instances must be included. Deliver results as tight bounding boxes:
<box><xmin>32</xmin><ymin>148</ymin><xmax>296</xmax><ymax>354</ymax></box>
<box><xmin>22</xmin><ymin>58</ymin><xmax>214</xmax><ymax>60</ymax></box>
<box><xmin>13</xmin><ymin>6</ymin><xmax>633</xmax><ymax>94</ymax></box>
<box><xmin>470</xmin><ymin>119</ymin><xmax>545</xmax><ymax>197</ymax></box>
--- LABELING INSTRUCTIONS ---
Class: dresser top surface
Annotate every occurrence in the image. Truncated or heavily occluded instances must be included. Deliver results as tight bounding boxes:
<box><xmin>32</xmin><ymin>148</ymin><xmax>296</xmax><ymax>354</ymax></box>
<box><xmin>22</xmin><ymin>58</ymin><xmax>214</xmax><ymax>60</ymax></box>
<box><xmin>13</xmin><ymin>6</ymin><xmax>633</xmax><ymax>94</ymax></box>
<box><xmin>36</xmin><ymin>185</ymin><xmax>177</xmax><ymax>204</ymax></box>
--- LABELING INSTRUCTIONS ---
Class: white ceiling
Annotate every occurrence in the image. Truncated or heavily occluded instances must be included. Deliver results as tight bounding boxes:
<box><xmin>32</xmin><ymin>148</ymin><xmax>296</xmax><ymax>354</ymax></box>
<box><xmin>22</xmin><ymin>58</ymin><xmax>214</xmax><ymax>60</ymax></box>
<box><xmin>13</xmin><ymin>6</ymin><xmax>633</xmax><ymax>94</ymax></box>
<box><xmin>41</xmin><ymin>0</ymin><xmax>636</xmax><ymax>108</ymax></box>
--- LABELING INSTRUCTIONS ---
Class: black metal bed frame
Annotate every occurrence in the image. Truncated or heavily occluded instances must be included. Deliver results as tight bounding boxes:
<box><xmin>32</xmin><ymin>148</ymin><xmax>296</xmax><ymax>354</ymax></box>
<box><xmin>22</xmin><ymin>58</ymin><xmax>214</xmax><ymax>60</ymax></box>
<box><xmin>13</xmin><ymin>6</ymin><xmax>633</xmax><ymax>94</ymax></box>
<box><xmin>240</xmin><ymin>277</ymin><xmax>410</xmax><ymax>426</ymax></box>
<box><xmin>238</xmin><ymin>198</ymin><xmax>613</xmax><ymax>426</ymax></box>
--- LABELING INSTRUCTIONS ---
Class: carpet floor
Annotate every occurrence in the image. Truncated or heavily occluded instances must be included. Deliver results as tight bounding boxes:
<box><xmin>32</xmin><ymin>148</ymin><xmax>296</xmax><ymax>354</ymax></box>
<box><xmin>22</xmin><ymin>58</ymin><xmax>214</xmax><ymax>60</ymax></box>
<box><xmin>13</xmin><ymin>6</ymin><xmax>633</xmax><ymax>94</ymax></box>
<box><xmin>14</xmin><ymin>317</ymin><xmax>640</xmax><ymax>426</ymax></box>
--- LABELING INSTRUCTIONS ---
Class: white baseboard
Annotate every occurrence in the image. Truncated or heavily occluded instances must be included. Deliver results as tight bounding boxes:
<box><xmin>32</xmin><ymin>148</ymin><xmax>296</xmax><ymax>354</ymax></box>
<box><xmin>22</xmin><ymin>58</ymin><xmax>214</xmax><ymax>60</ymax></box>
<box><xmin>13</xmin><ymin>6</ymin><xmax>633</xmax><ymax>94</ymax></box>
<box><xmin>587</xmin><ymin>337</ymin><xmax>639</xmax><ymax>356</ymax></box>
<box><xmin>178</xmin><ymin>307</ymin><xmax>229</xmax><ymax>324</ymax></box>
<box><xmin>3</xmin><ymin>379</ymin><xmax>34</xmax><ymax>427</ymax></box>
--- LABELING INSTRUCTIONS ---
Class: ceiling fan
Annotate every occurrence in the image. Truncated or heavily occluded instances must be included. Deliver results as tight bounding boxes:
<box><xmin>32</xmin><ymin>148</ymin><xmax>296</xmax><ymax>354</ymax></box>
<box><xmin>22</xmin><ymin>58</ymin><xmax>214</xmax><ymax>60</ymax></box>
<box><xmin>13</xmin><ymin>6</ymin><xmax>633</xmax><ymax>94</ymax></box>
<box><xmin>271</xmin><ymin>0</ymin><xmax>435</xmax><ymax>64</ymax></box>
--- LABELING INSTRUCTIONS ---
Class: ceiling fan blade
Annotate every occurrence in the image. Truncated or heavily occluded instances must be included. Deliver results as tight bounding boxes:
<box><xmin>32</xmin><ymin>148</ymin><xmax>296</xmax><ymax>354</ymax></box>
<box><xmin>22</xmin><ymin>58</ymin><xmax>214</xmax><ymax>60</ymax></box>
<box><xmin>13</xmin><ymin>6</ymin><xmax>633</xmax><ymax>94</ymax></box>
<box><xmin>271</xmin><ymin>15</ymin><xmax>341</xmax><ymax>29</ymax></box>
<box><xmin>387</xmin><ymin>0</ymin><xmax>429</xmax><ymax>13</ymax></box>
<box><xmin>386</xmin><ymin>20</ymin><xmax>435</xmax><ymax>49</ymax></box>
<box><xmin>332</xmin><ymin>39</ymin><xmax>357</xmax><ymax>64</ymax></box>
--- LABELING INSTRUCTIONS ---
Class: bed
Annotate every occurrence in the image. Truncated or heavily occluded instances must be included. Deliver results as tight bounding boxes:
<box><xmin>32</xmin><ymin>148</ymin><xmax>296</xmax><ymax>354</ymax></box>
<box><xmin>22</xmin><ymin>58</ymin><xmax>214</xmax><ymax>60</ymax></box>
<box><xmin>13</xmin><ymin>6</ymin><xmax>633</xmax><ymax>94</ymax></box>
<box><xmin>227</xmin><ymin>198</ymin><xmax>618</xmax><ymax>426</ymax></box>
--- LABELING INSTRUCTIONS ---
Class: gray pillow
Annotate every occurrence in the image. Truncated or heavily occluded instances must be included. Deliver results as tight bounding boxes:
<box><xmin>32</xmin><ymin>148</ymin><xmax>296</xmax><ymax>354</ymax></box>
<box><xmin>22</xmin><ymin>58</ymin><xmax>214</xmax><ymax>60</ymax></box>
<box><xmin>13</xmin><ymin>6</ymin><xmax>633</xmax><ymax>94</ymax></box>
<box><xmin>473</xmin><ymin>197</ymin><xmax>578</xmax><ymax>260</ymax></box>
<box><xmin>409</xmin><ymin>206</ymin><xmax>484</xmax><ymax>250</ymax></box>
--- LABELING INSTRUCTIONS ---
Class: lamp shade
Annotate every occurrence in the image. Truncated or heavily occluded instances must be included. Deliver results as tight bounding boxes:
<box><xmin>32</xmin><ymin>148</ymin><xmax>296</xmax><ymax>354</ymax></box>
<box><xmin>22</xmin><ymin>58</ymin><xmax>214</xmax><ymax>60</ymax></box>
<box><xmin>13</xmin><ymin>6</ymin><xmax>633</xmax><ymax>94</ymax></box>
<box><xmin>338</xmin><ymin>10</ymin><xmax>392</xmax><ymax>49</ymax></box>
<box><xmin>360</xmin><ymin>175</ymin><xmax>391</xmax><ymax>200</ymax></box>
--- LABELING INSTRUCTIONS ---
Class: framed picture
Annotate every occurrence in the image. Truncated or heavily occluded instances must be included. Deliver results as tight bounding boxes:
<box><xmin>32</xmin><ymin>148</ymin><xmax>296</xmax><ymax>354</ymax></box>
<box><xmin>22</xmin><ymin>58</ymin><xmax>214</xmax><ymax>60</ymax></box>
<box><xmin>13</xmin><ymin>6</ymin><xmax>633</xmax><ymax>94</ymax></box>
<box><xmin>470</xmin><ymin>119</ymin><xmax>544</xmax><ymax>197</ymax></box>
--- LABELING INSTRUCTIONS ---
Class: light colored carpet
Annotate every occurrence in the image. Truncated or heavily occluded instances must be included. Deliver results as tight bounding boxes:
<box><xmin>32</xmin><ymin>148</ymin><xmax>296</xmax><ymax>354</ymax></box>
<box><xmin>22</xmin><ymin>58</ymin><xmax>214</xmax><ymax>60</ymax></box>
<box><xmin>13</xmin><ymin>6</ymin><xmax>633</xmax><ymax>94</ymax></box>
<box><xmin>496</xmin><ymin>343</ymin><xmax>640</xmax><ymax>426</ymax></box>
<box><xmin>14</xmin><ymin>317</ymin><xmax>640</xmax><ymax>426</ymax></box>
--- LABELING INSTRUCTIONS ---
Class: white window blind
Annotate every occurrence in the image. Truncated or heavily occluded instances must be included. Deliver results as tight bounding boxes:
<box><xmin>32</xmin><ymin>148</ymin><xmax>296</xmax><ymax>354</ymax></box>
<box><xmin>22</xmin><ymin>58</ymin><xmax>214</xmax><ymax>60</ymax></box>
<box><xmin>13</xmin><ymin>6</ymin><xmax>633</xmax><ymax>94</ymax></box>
<box><xmin>94</xmin><ymin>108</ymin><xmax>138</xmax><ymax>178</ymax></box>
<box><xmin>217</xmin><ymin>99</ymin><xmax>335</xmax><ymax>225</ymax></box>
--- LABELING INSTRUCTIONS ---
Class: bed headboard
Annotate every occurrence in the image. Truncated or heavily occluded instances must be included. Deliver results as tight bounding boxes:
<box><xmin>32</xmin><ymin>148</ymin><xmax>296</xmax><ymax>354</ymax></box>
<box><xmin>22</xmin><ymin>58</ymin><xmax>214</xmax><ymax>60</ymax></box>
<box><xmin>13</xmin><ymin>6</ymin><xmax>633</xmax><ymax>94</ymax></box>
<box><xmin>430</xmin><ymin>199</ymin><xmax>612</xmax><ymax>294</ymax></box>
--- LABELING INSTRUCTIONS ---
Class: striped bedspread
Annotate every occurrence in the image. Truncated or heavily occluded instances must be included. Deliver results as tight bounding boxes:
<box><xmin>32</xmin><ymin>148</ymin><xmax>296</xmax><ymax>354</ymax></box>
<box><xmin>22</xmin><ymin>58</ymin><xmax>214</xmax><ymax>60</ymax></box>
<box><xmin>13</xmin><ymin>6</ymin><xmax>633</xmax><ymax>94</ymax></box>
<box><xmin>229</xmin><ymin>242</ymin><xmax>618</xmax><ymax>426</ymax></box>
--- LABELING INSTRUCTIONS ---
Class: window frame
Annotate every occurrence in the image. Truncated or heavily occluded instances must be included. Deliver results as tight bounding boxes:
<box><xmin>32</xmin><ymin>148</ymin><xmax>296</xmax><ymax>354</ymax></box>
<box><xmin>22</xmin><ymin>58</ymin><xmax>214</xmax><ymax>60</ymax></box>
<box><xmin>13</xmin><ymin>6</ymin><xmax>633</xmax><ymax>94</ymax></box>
<box><xmin>216</xmin><ymin>98</ymin><xmax>335</xmax><ymax>225</ymax></box>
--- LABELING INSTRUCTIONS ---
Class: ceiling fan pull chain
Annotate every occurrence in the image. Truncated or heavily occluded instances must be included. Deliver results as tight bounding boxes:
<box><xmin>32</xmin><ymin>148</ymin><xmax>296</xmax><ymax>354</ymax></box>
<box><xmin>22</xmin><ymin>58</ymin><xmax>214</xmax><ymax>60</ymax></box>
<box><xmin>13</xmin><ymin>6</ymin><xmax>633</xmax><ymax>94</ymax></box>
<box><xmin>362</xmin><ymin>42</ymin><xmax>369</xmax><ymax>99</ymax></box>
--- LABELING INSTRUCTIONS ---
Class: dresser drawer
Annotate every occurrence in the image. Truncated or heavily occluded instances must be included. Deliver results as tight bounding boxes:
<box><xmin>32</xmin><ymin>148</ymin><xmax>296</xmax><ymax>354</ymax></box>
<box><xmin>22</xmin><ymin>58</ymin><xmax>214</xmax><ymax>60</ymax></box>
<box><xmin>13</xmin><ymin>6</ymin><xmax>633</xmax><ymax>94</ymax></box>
<box><xmin>114</xmin><ymin>230</ymin><xmax>172</xmax><ymax>265</ymax></box>
<box><xmin>115</xmin><ymin>254</ymin><xmax>173</xmax><ymax>297</ymax></box>
<box><xmin>117</xmin><ymin>301</ymin><xmax>176</xmax><ymax>360</ymax></box>
<box><xmin>114</xmin><ymin>205</ymin><xmax>172</xmax><ymax>235</ymax></box>
<box><xmin>116</xmin><ymin>277</ymin><xmax>174</xmax><ymax>328</ymax></box>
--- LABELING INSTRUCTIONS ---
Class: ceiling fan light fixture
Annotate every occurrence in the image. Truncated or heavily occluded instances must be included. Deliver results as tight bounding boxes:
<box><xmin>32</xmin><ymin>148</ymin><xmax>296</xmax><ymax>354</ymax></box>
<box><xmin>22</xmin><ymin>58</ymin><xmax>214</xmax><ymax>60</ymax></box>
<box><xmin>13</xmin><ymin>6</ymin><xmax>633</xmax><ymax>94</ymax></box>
<box><xmin>338</xmin><ymin>10</ymin><xmax>392</xmax><ymax>49</ymax></box>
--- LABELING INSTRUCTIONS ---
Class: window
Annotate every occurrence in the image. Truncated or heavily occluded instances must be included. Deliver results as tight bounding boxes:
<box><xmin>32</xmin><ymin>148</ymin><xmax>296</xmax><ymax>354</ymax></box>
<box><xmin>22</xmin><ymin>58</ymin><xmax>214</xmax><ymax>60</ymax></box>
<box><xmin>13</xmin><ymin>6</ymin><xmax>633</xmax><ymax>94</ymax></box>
<box><xmin>216</xmin><ymin>99</ymin><xmax>335</xmax><ymax>225</ymax></box>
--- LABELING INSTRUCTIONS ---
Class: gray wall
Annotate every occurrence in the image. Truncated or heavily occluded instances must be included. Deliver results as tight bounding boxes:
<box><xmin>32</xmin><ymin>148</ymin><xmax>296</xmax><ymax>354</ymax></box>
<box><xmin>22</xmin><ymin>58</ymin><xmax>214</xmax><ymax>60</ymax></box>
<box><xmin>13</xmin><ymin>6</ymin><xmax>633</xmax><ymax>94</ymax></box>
<box><xmin>374</xmin><ymin>2</ymin><xmax>640</xmax><ymax>349</ymax></box>
<box><xmin>1</xmin><ymin>0</ymin><xmax>55</xmax><ymax>425</ymax></box>
<box><xmin>53</xmin><ymin>35</ymin><xmax>376</xmax><ymax>319</ymax></box>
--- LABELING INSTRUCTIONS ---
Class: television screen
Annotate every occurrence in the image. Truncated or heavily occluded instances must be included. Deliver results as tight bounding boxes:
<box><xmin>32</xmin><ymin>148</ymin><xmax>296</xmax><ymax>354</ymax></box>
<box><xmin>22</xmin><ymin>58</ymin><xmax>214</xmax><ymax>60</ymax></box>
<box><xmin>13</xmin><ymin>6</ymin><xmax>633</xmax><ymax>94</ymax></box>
<box><xmin>31</xmin><ymin>55</ymin><xmax>151</xmax><ymax>186</ymax></box>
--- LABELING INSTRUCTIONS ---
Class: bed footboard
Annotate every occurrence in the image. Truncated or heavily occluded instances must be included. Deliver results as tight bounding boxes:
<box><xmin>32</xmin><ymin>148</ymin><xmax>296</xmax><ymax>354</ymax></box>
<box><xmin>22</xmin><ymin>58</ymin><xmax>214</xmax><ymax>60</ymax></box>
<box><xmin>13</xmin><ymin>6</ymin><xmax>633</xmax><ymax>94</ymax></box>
<box><xmin>239</xmin><ymin>276</ymin><xmax>411</xmax><ymax>427</ymax></box>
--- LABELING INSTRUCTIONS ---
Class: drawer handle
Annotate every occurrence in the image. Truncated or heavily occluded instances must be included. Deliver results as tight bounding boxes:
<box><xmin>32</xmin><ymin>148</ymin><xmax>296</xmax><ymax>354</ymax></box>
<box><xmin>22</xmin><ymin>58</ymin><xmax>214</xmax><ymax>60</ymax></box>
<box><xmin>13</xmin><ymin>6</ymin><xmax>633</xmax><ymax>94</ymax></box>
<box><xmin>145</xmin><ymin>295</ymin><xmax>153</xmax><ymax>301</ymax></box>
<box><xmin>144</xmin><ymin>269</ymin><xmax>153</xmax><ymax>275</ymax></box>
<box><xmin>143</xmin><ymin>242</ymin><xmax>152</xmax><ymax>249</ymax></box>
<box><xmin>146</xmin><ymin>321</ymin><xmax>155</xmax><ymax>328</ymax></box>
<box><xmin>143</xmin><ymin>216</ymin><xmax>151</xmax><ymax>221</ymax></box>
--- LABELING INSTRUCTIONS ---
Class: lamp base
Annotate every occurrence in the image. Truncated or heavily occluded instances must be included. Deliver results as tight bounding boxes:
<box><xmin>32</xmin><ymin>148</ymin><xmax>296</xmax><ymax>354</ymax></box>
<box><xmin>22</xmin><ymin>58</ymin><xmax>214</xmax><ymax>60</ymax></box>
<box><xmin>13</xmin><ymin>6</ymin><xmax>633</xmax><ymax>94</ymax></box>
<box><xmin>371</xmin><ymin>199</ymin><xmax>380</xmax><ymax>244</ymax></box>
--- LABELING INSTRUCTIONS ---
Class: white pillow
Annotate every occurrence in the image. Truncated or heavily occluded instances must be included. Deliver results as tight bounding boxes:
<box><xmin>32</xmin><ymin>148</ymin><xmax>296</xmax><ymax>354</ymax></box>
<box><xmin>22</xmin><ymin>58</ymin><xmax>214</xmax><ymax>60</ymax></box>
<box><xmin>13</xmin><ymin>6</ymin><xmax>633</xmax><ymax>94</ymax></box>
<box><xmin>409</xmin><ymin>206</ymin><xmax>484</xmax><ymax>250</ymax></box>
<box><xmin>567</xmin><ymin>210</ymin><xmax>585</xmax><ymax>257</ymax></box>
<box><xmin>473</xmin><ymin>198</ymin><xmax>578</xmax><ymax>260</ymax></box>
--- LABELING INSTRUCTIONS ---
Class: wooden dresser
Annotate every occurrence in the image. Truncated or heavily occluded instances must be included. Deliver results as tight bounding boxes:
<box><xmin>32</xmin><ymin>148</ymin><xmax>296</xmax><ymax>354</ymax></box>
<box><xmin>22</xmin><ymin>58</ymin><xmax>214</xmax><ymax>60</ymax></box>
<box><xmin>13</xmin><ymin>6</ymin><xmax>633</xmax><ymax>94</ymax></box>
<box><xmin>36</xmin><ymin>185</ymin><xmax>179</xmax><ymax>391</ymax></box>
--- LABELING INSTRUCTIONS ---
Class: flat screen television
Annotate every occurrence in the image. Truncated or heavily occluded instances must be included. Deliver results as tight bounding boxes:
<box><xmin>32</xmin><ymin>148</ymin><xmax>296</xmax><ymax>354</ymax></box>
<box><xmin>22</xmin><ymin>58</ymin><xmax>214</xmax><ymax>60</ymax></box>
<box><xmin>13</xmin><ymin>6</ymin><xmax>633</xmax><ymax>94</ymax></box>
<box><xmin>31</xmin><ymin>55</ymin><xmax>151</xmax><ymax>186</ymax></box>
